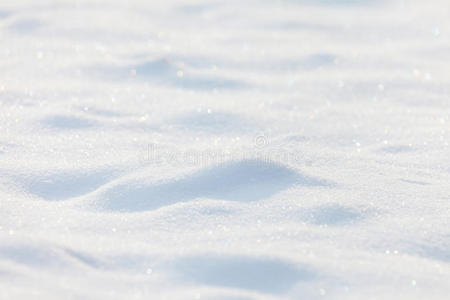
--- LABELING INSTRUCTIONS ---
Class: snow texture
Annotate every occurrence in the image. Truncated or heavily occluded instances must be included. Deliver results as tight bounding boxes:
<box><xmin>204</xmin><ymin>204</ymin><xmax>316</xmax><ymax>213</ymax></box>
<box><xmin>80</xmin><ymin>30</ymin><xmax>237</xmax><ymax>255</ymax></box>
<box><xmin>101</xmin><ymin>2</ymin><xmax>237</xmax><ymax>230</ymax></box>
<box><xmin>0</xmin><ymin>0</ymin><xmax>449</xmax><ymax>299</ymax></box>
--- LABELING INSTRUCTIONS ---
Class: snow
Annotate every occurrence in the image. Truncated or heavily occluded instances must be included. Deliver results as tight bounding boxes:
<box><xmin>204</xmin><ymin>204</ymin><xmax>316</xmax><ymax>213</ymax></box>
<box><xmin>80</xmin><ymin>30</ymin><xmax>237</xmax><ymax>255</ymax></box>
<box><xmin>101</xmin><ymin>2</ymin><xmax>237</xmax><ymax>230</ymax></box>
<box><xmin>0</xmin><ymin>0</ymin><xmax>449</xmax><ymax>299</ymax></box>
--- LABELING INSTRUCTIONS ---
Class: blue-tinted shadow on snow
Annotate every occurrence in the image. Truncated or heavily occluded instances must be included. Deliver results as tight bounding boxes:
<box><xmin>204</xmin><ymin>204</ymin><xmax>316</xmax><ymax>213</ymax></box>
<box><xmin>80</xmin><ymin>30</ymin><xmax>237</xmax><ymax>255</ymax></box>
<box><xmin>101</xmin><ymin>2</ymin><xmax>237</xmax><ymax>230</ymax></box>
<box><xmin>177</xmin><ymin>3</ymin><xmax>215</xmax><ymax>14</ymax></box>
<box><xmin>411</xmin><ymin>240</ymin><xmax>450</xmax><ymax>263</ymax></box>
<box><xmin>288</xmin><ymin>0</ymin><xmax>379</xmax><ymax>6</ymax></box>
<box><xmin>0</xmin><ymin>243</ymin><xmax>102</xmax><ymax>270</ymax></box>
<box><xmin>175</xmin><ymin>53</ymin><xmax>336</xmax><ymax>72</ymax></box>
<box><xmin>173</xmin><ymin>254</ymin><xmax>314</xmax><ymax>294</ymax></box>
<box><xmin>99</xmin><ymin>159</ymin><xmax>330</xmax><ymax>212</ymax></box>
<box><xmin>172</xmin><ymin>111</ymin><xmax>257</xmax><ymax>134</ymax></box>
<box><xmin>0</xmin><ymin>244</ymin><xmax>64</xmax><ymax>268</ymax></box>
<box><xmin>78</xmin><ymin>106</ymin><xmax>132</xmax><ymax>118</ymax></box>
<box><xmin>0</xmin><ymin>10</ymin><xmax>11</xmax><ymax>19</ymax></box>
<box><xmin>264</xmin><ymin>21</ymin><xmax>337</xmax><ymax>32</ymax></box>
<box><xmin>8</xmin><ymin>18</ymin><xmax>42</xmax><ymax>34</ymax></box>
<box><xmin>90</xmin><ymin>59</ymin><xmax>247</xmax><ymax>91</ymax></box>
<box><xmin>24</xmin><ymin>169</ymin><xmax>121</xmax><ymax>201</ymax></box>
<box><xmin>379</xmin><ymin>145</ymin><xmax>413</xmax><ymax>154</ymax></box>
<box><xmin>400</xmin><ymin>179</ymin><xmax>430</xmax><ymax>186</ymax></box>
<box><xmin>305</xmin><ymin>204</ymin><xmax>362</xmax><ymax>226</ymax></box>
<box><xmin>41</xmin><ymin>115</ymin><xmax>97</xmax><ymax>130</ymax></box>
<box><xmin>300</xmin><ymin>53</ymin><xmax>336</xmax><ymax>70</ymax></box>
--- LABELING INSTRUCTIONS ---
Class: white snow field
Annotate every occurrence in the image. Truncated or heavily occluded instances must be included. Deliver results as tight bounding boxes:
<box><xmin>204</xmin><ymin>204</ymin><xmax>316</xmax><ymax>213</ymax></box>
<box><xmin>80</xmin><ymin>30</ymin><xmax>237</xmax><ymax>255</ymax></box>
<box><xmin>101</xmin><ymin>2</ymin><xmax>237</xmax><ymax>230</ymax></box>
<box><xmin>0</xmin><ymin>0</ymin><xmax>449</xmax><ymax>299</ymax></box>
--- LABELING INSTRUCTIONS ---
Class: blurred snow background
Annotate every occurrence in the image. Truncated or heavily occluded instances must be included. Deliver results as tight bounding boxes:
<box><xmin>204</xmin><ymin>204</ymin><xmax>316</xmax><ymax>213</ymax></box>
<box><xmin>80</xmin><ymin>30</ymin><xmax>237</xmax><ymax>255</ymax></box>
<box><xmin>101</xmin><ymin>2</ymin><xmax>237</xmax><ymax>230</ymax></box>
<box><xmin>0</xmin><ymin>0</ymin><xmax>449</xmax><ymax>299</ymax></box>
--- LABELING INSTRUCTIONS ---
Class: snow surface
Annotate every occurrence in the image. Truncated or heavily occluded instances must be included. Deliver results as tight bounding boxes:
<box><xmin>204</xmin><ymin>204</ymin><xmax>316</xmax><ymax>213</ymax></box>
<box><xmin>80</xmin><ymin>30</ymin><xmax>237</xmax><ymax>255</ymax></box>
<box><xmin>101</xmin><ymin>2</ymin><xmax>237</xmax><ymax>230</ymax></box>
<box><xmin>1</xmin><ymin>0</ymin><xmax>449</xmax><ymax>299</ymax></box>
